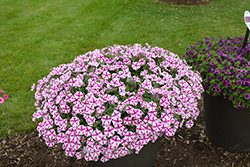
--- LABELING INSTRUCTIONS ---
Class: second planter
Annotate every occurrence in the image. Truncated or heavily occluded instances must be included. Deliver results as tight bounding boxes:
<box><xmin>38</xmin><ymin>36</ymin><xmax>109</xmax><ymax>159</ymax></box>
<box><xmin>204</xmin><ymin>92</ymin><xmax>250</xmax><ymax>152</ymax></box>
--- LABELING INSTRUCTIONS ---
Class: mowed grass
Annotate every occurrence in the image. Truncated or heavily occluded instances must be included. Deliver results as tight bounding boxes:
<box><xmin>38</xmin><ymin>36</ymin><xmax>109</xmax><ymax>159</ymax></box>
<box><xmin>0</xmin><ymin>0</ymin><xmax>249</xmax><ymax>137</ymax></box>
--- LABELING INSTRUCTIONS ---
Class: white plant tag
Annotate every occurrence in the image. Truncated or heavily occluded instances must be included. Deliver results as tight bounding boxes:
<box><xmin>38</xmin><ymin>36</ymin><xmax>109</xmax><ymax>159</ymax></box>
<box><xmin>245</xmin><ymin>11</ymin><xmax>250</xmax><ymax>30</ymax></box>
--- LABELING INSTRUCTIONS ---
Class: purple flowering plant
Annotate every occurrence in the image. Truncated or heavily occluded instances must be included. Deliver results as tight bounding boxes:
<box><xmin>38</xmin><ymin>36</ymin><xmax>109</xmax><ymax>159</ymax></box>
<box><xmin>182</xmin><ymin>36</ymin><xmax>250</xmax><ymax>110</ymax></box>
<box><xmin>31</xmin><ymin>44</ymin><xmax>204</xmax><ymax>162</ymax></box>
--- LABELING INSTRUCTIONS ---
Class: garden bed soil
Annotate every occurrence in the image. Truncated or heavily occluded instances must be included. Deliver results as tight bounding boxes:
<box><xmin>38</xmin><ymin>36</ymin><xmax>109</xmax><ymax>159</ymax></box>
<box><xmin>1</xmin><ymin>96</ymin><xmax>250</xmax><ymax>167</ymax></box>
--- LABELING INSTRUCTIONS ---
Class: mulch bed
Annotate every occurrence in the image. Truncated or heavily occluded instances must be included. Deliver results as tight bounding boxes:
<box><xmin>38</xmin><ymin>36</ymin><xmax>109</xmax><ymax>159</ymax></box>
<box><xmin>1</xmin><ymin>96</ymin><xmax>250</xmax><ymax>167</ymax></box>
<box><xmin>155</xmin><ymin>0</ymin><xmax>210</xmax><ymax>6</ymax></box>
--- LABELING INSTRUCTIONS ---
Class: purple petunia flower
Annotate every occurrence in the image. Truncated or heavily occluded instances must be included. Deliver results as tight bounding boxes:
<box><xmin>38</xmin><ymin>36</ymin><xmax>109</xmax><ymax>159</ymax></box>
<box><xmin>245</xmin><ymin>94</ymin><xmax>250</xmax><ymax>100</ymax></box>
<box><xmin>216</xmin><ymin>58</ymin><xmax>221</xmax><ymax>62</ymax></box>
<box><xmin>236</xmin><ymin>74</ymin><xmax>242</xmax><ymax>79</ymax></box>
<box><xmin>217</xmin><ymin>76</ymin><xmax>223</xmax><ymax>81</ymax></box>
<box><xmin>210</xmin><ymin>61</ymin><xmax>215</xmax><ymax>65</ymax></box>
<box><xmin>205</xmin><ymin>83</ymin><xmax>210</xmax><ymax>89</ymax></box>
<box><xmin>225</xmin><ymin>82</ymin><xmax>232</xmax><ymax>88</ymax></box>
<box><xmin>215</xmin><ymin>88</ymin><xmax>221</xmax><ymax>93</ymax></box>
<box><xmin>207</xmin><ymin>77</ymin><xmax>213</xmax><ymax>81</ymax></box>
<box><xmin>213</xmin><ymin>83</ymin><xmax>219</xmax><ymax>88</ymax></box>
<box><xmin>221</xmin><ymin>70</ymin><xmax>226</xmax><ymax>74</ymax></box>
<box><xmin>237</xmin><ymin>81</ymin><xmax>242</xmax><ymax>85</ymax></box>
<box><xmin>238</xmin><ymin>106</ymin><xmax>243</xmax><ymax>110</ymax></box>
<box><xmin>229</xmin><ymin>66</ymin><xmax>235</xmax><ymax>70</ymax></box>
<box><xmin>214</xmin><ymin>70</ymin><xmax>220</xmax><ymax>75</ymax></box>
<box><xmin>231</xmin><ymin>71</ymin><xmax>236</xmax><ymax>75</ymax></box>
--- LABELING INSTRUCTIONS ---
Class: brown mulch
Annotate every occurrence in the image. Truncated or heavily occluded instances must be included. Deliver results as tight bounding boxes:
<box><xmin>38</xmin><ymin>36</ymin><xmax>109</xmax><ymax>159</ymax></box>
<box><xmin>1</xmin><ymin>95</ymin><xmax>250</xmax><ymax>167</ymax></box>
<box><xmin>155</xmin><ymin>0</ymin><xmax>210</xmax><ymax>6</ymax></box>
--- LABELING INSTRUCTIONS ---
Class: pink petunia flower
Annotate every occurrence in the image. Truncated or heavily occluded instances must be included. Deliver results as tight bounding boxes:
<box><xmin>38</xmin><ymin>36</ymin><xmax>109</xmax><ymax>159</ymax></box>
<box><xmin>140</xmin><ymin>79</ymin><xmax>152</xmax><ymax>90</ymax></box>
<box><xmin>4</xmin><ymin>94</ymin><xmax>9</xmax><ymax>99</ymax></box>
<box><xmin>111</xmin><ymin>110</ymin><xmax>121</xmax><ymax>119</ymax></box>
<box><xmin>132</xmin><ymin>76</ymin><xmax>140</xmax><ymax>82</ymax></box>
<box><xmin>118</xmin><ymin>71</ymin><xmax>126</xmax><ymax>79</ymax></box>
<box><xmin>123</xmin><ymin>58</ymin><xmax>131</xmax><ymax>65</ymax></box>
<box><xmin>75</xmin><ymin>151</ymin><xmax>84</xmax><ymax>159</ymax></box>
<box><xmin>72</xmin><ymin>103</ymin><xmax>83</xmax><ymax>115</ymax></box>
<box><xmin>110</xmin><ymin>136</ymin><xmax>121</xmax><ymax>149</ymax></box>
<box><xmin>132</xmin><ymin>62</ymin><xmax>141</xmax><ymax>70</ymax></box>
<box><xmin>65</xmin><ymin>147</ymin><xmax>76</xmax><ymax>157</ymax></box>
<box><xmin>123</xmin><ymin>117</ymin><xmax>132</xmax><ymax>125</ymax></box>
<box><xmin>84</xmin><ymin>115</ymin><xmax>96</xmax><ymax>126</ymax></box>
<box><xmin>76</xmin><ymin>125</ymin><xmax>85</xmax><ymax>136</ymax></box>
<box><xmin>124</xmin><ymin>131</ymin><xmax>136</xmax><ymax>142</ymax></box>
<box><xmin>139</xmin><ymin>58</ymin><xmax>146</xmax><ymax>65</ymax></box>
<box><xmin>99</xmin><ymin>135</ymin><xmax>108</xmax><ymax>145</ymax></box>
<box><xmin>92</xmin><ymin>129</ymin><xmax>103</xmax><ymax>141</ymax></box>
<box><xmin>60</xmin><ymin>104</ymin><xmax>70</xmax><ymax>114</ymax></box>
<box><xmin>0</xmin><ymin>97</ymin><xmax>4</xmax><ymax>104</ymax></box>
<box><xmin>31</xmin><ymin>84</ymin><xmax>36</xmax><ymax>91</ymax></box>
<box><xmin>100</xmin><ymin>155</ymin><xmax>110</xmax><ymax>163</ymax></box>
<box><xmin>70</xmin><ymin>117</ymin><xmax>80</xmax><ymax>127</ymax></box>
<box><xmin>140</xmin><ymin>134</ymin><xmax>150</xmax><ymax>145</ymax></box>
<box><xmin>104</xmin><ymin>126</ymin><xmax>115</xmax><ymax>137</ymax></box>
<box><xmin>45</xmin><ymin>138</ymin><xmax>56</xmax><ymax>147</ymax></box>
<box><xmin>102</xmin><ymin>115</ymin><xmax>112</xmax><ymax>127</ymax></box>
<box><xmin>112</xmin><ymin>117</ymin><xmax>123</xmax><ymax>126</ymax></box>
<box><xmin>186</xmin><ymin>120</ymin><xmax>194</xmax><ymax>128</ymax></box>
<box><xmin>83</xmin><ymin>126</ymin><xmax>93</xmax><ymax>137</ymax></box>
<box><xmin>57</xmin><ymin>133</ymin><xmax>65</xmax><ymax>143</ymax></box>
<box><xmin>134</xmin><ymin>141</ymin><xmax>144</xmax><ymax>154</ymax></box>
<box><xmin>165</xmin><ymin>127</ymin><xmax>175</xmax><ymax>137</ymax></box>
<box><xmin>136</xmin><ymin>124</ymin><xmax>146</xmax><ymax>135</ymax></box>
<box><xmin>147</xmin><ymin>101</ymin><xmax>157</xmax><ymax>111</ymax></box>
<box><xmin>102</xmin><ymin>71</ymin><xmax>111</xmax><ymax>80</ymax></box>
<box><xmin>131</xmin><ymin>109</ymin><xmax>142</xmax><ymax>119</ymax></box>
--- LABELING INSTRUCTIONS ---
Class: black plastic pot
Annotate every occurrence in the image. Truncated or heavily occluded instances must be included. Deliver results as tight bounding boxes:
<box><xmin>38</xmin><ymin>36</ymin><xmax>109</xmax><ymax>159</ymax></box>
<box><xmin>204</xmin><ymin>92</ymin><xmax>250</xmax><ymax>152</ymax></box>
<box><xmin>90</xmin><ymin>136</ymin><xmax>163</xmax><ymax>167</ymax></box>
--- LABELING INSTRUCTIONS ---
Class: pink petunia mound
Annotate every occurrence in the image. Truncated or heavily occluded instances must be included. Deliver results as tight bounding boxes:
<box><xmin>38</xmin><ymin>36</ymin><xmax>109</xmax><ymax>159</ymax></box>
<box><xmin>31</xmin><ymin>44</ymin><xmax>204</xmax><ymax>162</ymax></box>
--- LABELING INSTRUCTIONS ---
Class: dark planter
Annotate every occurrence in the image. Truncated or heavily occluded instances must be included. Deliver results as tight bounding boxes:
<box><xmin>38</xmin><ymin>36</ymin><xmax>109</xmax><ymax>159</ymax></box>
<box><xmin>204</xmin><ymin>92</ymin><xmax>250</xmax><ymax>152</ymax></box>
<box><xmin>90</xmin><ymin>136</ymin><xmax>163</xmax><ymax>167</ymax></box>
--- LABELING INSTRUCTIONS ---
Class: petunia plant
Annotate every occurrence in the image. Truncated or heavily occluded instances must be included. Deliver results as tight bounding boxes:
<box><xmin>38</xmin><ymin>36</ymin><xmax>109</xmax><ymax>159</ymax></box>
<box><xmin>31</xmin><ymin>44</ymin><xmax>204</xmax><ymax>162</ymax></box>
<box><xmin>0</xmin><ymin>88</ymin><xmax>8</xmax><ymax>104</ymax></box>
<box><xmin>182</xmin><ymin>36</ymin><xmax>250</xmax><ymax>110</ymax></box>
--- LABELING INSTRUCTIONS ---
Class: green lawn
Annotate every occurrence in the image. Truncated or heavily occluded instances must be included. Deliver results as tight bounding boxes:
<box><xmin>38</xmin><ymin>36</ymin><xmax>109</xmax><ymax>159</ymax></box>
<box><xmin>0</xmin><ymin>0</ymin><xmax>249</xmax><ymax>137</ymax></box>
